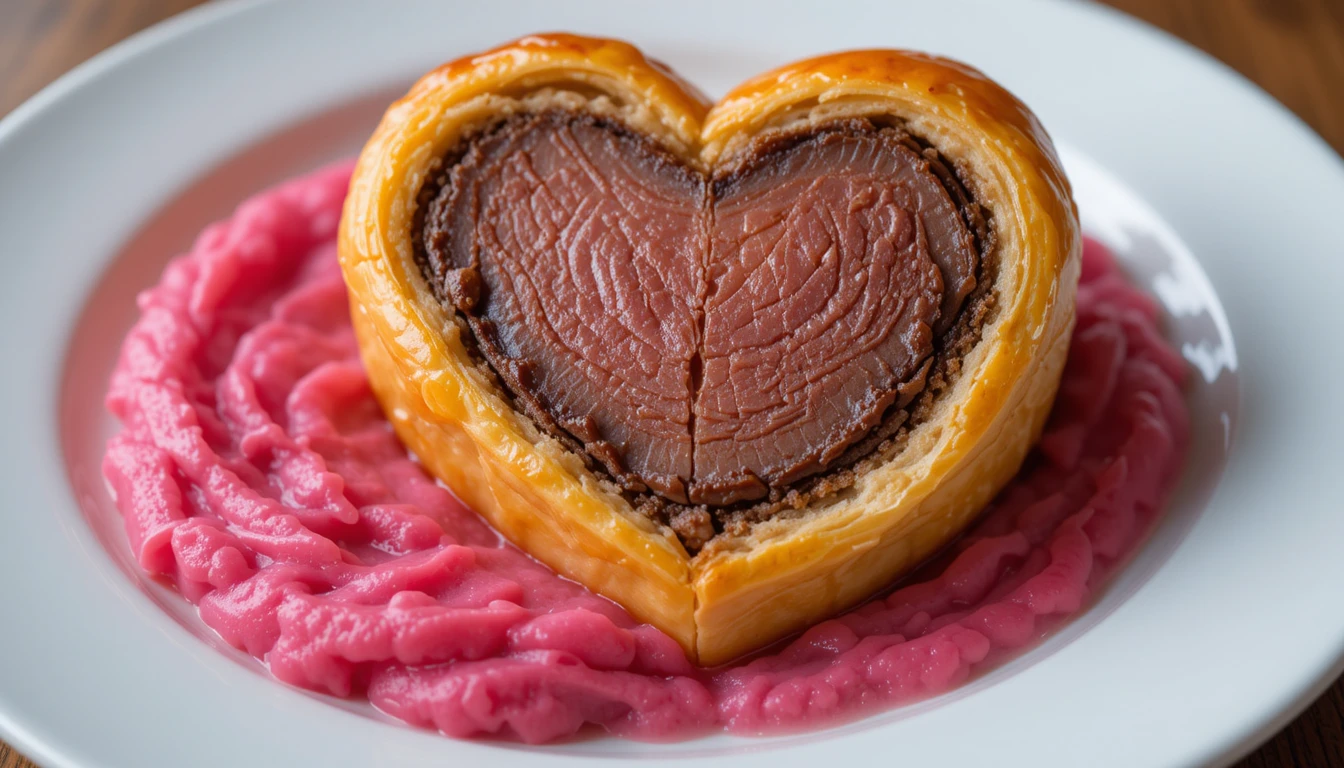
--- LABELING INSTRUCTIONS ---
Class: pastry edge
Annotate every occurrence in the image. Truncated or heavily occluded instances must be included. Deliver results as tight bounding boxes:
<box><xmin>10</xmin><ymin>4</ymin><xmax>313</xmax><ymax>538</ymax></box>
<box><xmin>337</xmin><ymin>34</ymin><xmax>1082</xmax><ymax>665</ymax></box>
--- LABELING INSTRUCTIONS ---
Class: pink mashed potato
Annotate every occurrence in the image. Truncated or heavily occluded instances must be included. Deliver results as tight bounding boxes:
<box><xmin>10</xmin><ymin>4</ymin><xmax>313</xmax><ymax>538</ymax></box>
<box><xmin>104</xmin><ymin>163</ymin><xmax>1190</xmax><ymax>743</ymax></box>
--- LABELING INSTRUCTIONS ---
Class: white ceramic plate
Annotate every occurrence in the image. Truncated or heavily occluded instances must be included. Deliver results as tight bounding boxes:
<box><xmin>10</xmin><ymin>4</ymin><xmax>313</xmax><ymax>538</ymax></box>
<box><xmin>1</xmin><ymin>0</ymin><xmax>1340</xmax><ymax>765</ymax></box>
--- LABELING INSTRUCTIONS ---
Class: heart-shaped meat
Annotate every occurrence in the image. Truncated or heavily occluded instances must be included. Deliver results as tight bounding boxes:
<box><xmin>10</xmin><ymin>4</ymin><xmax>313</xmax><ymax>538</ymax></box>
<box><xmin>422</xmin><ymin>110</ymin><xmax>978</xmax><ymax>509</ymax></box>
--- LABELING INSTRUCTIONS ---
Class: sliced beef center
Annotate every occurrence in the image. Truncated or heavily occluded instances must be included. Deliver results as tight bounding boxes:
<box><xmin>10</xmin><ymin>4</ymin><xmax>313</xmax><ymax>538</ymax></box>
<box><xmin>690</xmin><ymin>122</ymin><xmax>980</xmax><ymax>506</ymax></box>
<box><xmin>419</xmin><ymin>112</ymin><xmax>981</xmax><ymax>519</ymax></box>
<box><xmin>421</xmin><ymin>112</ymin><xmax>707</xmax><ymax>503</ymax></box>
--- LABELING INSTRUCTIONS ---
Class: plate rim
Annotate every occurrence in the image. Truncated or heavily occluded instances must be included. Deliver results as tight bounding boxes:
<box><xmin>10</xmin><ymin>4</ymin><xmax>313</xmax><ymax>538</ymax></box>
<box><xmin>1</xmin><ymin>1</ymin><xmax>1342</xmax><ymax>766</ymax></box>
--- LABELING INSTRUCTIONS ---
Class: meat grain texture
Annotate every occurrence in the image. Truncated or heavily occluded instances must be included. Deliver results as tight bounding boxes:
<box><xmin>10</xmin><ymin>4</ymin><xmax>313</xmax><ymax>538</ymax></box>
<box><xmin>423</xmin><ymin>114</ymin><xmax>980</xmax><ymax>510</ymax></box>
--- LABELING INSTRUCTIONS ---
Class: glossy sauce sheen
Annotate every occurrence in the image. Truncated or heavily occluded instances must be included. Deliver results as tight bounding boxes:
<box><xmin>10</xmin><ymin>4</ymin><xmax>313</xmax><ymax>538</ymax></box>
<box><xmin>422</xmin><ymin>113</ymin><xmax>978</xmax><ymax>506</ymax></box>
<box><xmin>104</xmin><ymin>166</ymin><xmax>1189</xmax><ymax>743</ymax></box>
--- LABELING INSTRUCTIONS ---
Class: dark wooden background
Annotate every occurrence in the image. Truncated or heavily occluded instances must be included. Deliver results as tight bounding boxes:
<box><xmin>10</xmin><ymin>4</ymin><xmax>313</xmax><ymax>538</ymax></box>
<box><xmin>1</xmin><ymin>0</ymin><xmax>1341</xmax><ymax>766</ymax></box>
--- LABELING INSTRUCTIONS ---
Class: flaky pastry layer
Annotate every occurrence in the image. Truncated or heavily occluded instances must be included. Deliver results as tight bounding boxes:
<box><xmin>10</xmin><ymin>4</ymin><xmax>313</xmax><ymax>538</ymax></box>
<box><xmin>338</xmin><ymin>33</ymin><xmax>1080</xmax><ymax>665</ymax></box>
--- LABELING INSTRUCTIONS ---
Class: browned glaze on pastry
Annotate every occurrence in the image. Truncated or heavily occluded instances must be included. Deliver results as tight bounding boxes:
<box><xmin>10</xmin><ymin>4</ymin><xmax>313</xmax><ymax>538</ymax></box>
<box><xmin>341</xmin><ymin>33</ymin><xmax>1081</xmax><ymax>664</ymax></box>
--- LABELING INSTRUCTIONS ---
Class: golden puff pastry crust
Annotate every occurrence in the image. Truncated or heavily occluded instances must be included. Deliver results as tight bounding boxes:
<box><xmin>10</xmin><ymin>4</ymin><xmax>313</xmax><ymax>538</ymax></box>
<box><xmin>338</xmin><ymin>33</ymin><xmax>1080</xmax><ymax>665</ymax></box>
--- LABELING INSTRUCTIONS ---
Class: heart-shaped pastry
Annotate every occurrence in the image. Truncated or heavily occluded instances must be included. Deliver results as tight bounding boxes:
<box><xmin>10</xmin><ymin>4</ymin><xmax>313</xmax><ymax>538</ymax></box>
<box><xmin>339</xmin><ymin>34</ymin><xmax>1080</xmax><ymax>665</ymax></box>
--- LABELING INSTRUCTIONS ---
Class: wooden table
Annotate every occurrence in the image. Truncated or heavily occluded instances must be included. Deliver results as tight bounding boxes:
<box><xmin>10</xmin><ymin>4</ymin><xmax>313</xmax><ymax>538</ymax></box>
<box><xmin>1</xmin><ymin>1</ymin><xmax>1341</xmax><ymax>766</ymax></box>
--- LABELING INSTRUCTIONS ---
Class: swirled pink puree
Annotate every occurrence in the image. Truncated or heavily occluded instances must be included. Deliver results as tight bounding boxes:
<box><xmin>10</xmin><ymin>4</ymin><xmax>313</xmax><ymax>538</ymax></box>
<box><xmin>104</xmin><ymin>163</ymin><xmax>1189</xmax><ymax>743</ymax></box>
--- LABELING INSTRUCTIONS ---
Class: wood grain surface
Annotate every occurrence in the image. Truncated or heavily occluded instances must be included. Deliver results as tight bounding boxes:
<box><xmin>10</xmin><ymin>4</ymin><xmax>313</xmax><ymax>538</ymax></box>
<box><xmin>1</xmin><ymin>1</ymin><xmax>1341</xmax><ymax>766</ymax></box>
